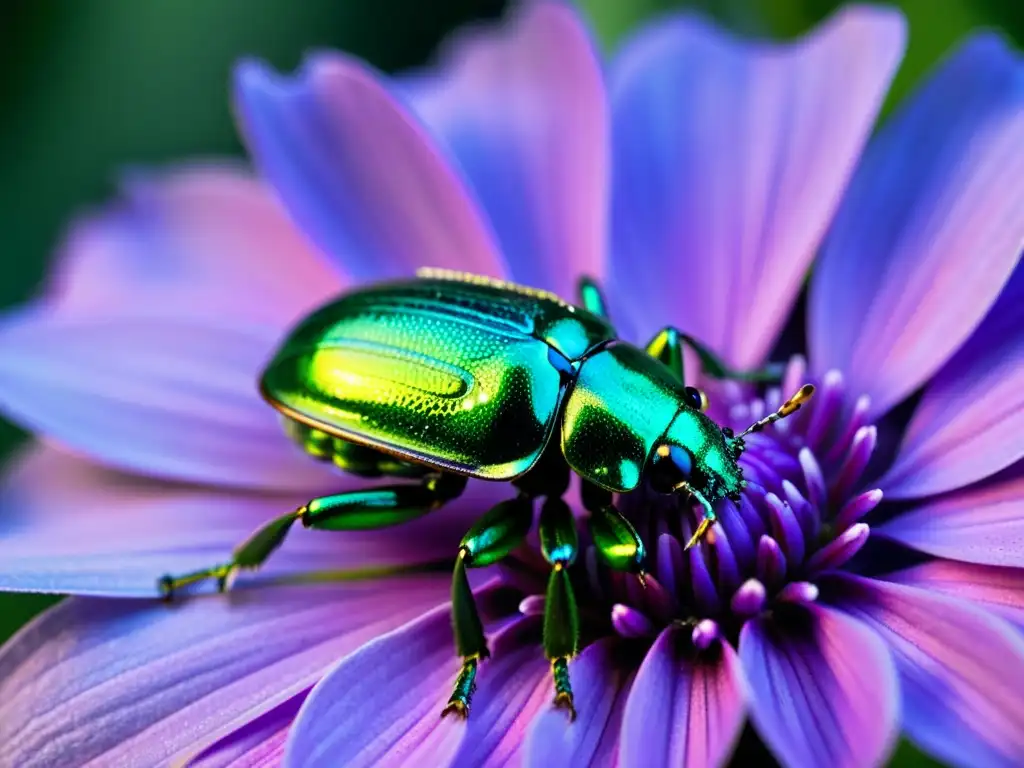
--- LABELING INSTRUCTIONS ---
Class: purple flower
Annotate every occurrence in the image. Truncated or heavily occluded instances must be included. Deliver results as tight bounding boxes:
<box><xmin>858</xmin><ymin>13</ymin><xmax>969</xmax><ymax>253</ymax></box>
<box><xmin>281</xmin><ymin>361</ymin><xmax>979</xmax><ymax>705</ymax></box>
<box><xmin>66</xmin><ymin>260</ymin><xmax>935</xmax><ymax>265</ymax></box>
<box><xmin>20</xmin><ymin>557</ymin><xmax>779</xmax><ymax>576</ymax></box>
<box><xmin>0</xmin><ymin>2</ymin><xmax>1021</xmax><ymax>766</ymax></box>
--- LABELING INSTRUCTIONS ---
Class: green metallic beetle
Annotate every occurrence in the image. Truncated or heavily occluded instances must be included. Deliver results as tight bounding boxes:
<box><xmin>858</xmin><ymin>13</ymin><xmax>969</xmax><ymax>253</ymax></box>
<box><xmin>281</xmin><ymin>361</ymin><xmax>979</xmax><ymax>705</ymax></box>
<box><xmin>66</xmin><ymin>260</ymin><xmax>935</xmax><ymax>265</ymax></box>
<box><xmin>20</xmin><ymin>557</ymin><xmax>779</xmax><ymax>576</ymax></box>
<box><xmin>160</xmin><ymin>268</ymin><xmax>813</xmax><ymax>720</ymax></box>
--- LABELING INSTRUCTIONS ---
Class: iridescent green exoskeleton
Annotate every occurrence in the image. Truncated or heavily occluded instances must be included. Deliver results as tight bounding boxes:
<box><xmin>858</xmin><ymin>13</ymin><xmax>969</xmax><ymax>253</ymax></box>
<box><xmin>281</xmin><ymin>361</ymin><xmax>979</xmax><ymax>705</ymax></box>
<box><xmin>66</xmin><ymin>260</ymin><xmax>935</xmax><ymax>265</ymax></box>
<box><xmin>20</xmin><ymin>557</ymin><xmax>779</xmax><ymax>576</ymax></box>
<box><xmin>160</xmin><ymin>269</ymin><xmax>813</xmax><ymax>720</ymax></box>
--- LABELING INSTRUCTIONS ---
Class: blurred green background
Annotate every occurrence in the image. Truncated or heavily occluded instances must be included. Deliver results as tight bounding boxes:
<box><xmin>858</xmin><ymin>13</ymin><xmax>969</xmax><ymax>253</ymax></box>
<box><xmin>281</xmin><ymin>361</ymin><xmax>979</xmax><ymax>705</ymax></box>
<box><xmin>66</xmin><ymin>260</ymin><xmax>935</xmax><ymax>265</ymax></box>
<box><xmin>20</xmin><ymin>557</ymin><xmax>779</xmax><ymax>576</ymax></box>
<box><xmin>0</xmin><ymin>1</ymin><xmax>1020</xmax><ymax>764</ymax></box>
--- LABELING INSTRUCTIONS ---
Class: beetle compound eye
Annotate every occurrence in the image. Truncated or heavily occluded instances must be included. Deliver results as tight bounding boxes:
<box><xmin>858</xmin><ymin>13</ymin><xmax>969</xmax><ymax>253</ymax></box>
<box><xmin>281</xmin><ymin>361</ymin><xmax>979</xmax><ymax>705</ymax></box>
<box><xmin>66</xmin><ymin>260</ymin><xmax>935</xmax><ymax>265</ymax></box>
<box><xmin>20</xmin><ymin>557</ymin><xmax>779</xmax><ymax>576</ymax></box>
<box><xmin>683</xmin><ymin>386</ymin><xmax>707</xmax><ymax>412</ymax></box>
<box><xmin>649</xmin><ymin>443</ymin><xmax>694</xmax><ymax>493</ymax></box>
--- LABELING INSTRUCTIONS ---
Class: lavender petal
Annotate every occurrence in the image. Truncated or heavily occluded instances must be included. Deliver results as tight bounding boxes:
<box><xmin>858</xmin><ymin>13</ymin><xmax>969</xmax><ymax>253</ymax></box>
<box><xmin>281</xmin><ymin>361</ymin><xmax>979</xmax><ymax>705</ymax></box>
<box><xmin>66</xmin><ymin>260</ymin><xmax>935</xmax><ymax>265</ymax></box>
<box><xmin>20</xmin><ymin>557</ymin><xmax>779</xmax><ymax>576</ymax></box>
<box><xmin>609</xmin><ymin>7</ymin><xmax>904</xmax><ymax>361</ymax></box>
<box><xmin>809</xmin><ymin>34</ymin><xmax>1024</xmax><ymax>419</ymax></box>
<box><xmin>234</xmin><ymin>55</ymin><xmax>505</xmax><ymax>282</ymax></box>
<box><xmin>0</xmin><ymin>445</ymin><xmax>490</xmax><ymax>596</ymax></box>
<box><xmin>822</xmin><ymin>572</ymin><xmax>1024</xmax><ymax>767</ymax></box>
<box><xmin>0</xmin><ymin>313</ymin><xmax>343</xmax><ymax>493</ymax></box>
<box><xmin>524</xmin><ymin>639</ymin><xmax>632</xmax><ymax>768</ymax></box>
<box><xmin>877</xmin><ymin>467</ymin><xmax>1024</xmax><ymax>567</ymax></box>
<box><xmin>620</xmin><ymin>627</ymin><xmax>747</xmax><ymax>767</ymax></box>
<box><xmin>739</xmin><ymin>603</ymin><xmax>899</xmax><ymax>768</ymax></box>
<box><xmin>887</xmin><ymin>560</ymin><xmax>1024</xmax><ymax>628</ymax></box>
<box><xmin>401</xmin><ymin>1</ymin><xmax>607</xmax><ymax>299</ymax></box>
<box><xmin>0</xmin><ymin>579</ymin><xmax>449</xmax><ymax>767</ymax></box>
<box><xmin>285</xmin><ymin>603</ymin><xmax>467</xmax><ymax>767</ymax></box>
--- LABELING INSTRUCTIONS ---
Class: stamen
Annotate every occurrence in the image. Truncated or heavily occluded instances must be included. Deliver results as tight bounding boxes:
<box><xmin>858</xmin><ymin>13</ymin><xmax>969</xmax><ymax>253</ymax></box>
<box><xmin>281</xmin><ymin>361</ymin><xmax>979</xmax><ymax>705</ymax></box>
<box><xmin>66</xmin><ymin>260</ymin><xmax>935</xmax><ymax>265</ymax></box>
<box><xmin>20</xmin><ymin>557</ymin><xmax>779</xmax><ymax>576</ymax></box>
<box><xmin>656</xmin><ymin>533</ymin><xmax>683</xmax><ymax>600</ymax></box>
<box><xmin>519</xmin><ymin>595</ymin><xmax>546</xmax><ymax>616</ymax></box>
<box><xmin>611</xmin><ymin>604</ymin><xmax>655</xmax><ymax>638</ymax></box>
<box><xmin>804</xmin><ymin>371</ymin><xmax>844</xmax><ymax>448</ymax></box>
<box><xmin>731</xmin><ymin>578</ymin><xmax>767</xmax><ymax>616</ymax></box>
<box><xmin>834</xmin><ymin>489</ymin><xmax>884</xmax><ymax>531</ymax></box>
<box><xmin>688</xmin><ymin>539</ymin><xmax>722</xmax><ymax>615</ymax></box>
<box><xmin>777</xmin><ymin>581</ymin><xmax>820</xmax><ymax>604</ymax></box>
<box><xmin>798</xmin><ymin>447</ymin><xmax>828</xmax><ymax>510</ymax></box>
<box><xmin>691</xmin><ymin>619</ymin><xmax>721</xmax><ymax>650</ymax></box>
<box><xmin>764</xmin><ymin>492</ymin><xmax>805</xmax><ymax>566</ymax></box>
<box><xmin>825</xmin><ymin>394</ymin><xmax>872</xmax><ymax>464</ymax></box>
<box><xmin>829</xmin><ymin>425</ymin><xmax>878</xmax><ymax>505</ymax></box>
<box><xmin>756</xmin><ymin>535</ymin><xmax>788</xmax><ymax>588</ymax></box>
<box><xmin>806</xmin><ymin>523</ymin><xmax>871</xmax><ymax>572</ymax></box>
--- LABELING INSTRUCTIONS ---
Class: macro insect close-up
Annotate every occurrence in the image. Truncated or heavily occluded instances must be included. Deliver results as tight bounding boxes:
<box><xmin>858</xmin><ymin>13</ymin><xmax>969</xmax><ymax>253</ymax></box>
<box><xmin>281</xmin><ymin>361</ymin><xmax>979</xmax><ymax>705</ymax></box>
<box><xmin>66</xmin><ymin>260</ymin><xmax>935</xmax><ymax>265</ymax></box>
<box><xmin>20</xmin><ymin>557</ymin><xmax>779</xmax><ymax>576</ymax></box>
<box><xmin>159</xmin><ymin>266</ymin><xmax>814</xmax><ymax>720</ymax></box>
<box><xmin>0</xmin><ymin>1</ymin><xmax>1021</xmax><ymax>767</ymax></box>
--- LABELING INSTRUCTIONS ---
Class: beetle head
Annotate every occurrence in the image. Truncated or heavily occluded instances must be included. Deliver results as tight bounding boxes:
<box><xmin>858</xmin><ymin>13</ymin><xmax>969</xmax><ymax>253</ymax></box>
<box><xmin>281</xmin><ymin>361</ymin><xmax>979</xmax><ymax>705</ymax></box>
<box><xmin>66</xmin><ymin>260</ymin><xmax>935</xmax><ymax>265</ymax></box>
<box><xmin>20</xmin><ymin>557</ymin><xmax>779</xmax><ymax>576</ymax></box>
<box><xmin>649</xmin><ymin>401</ymin><xmax>745</xmax><ymax>505</ymax></box>
<box><xmin>649</xmin><ymin>383</ymin><xmax>815</xmax><ymax>505</ymax></box>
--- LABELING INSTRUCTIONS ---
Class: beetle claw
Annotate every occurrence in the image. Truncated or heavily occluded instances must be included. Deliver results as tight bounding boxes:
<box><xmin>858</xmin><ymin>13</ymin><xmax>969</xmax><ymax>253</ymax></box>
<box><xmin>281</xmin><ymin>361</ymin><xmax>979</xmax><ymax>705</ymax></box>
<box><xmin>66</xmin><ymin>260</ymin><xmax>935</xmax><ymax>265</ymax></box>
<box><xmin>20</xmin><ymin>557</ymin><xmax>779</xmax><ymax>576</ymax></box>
<box><xmin>440</xmin><ymin>700</ymin><xmax>470</xmax><ymax>720</ymax></box>
<box><xmin>553</xmin><ymin>691</ymin><xmax>577</xmax><ymax>722</ymax></box>
<box><xmin>217</xmin><ymin>565</ymin><xmax>240</xmax><ymax>593</ymax></box>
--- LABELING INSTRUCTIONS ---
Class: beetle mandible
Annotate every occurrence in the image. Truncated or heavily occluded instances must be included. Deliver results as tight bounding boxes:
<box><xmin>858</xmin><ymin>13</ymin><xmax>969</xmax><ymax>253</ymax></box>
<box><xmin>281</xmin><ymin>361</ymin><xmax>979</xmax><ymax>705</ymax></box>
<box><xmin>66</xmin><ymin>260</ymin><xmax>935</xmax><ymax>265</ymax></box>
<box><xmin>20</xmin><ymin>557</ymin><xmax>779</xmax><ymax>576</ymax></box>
<box><xmin>160</xmin><ymin>268</ymin><xmax>813</xmax><ymax>720</ymax></box>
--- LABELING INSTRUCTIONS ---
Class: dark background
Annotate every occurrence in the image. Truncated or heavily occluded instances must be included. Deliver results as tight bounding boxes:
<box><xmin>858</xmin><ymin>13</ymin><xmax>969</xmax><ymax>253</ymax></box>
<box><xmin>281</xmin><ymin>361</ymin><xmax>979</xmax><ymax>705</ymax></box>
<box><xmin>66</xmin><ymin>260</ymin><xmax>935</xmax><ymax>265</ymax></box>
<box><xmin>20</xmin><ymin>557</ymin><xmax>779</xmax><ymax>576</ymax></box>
<box><xmin>1</xmin><ymin>2</ymin><xmax>1021</xmax><ymax>764</ymax></box>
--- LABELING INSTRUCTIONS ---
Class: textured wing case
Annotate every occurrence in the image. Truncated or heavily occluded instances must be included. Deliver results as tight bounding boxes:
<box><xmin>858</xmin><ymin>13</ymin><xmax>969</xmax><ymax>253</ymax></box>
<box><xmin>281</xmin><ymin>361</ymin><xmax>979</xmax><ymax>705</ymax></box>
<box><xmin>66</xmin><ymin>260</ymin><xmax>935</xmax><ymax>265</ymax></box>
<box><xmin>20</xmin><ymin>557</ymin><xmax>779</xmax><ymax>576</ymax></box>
<box><xmin>260</xmin><ymin>278</ymin><xmax>614</xmax><ymax>479</ymax></box>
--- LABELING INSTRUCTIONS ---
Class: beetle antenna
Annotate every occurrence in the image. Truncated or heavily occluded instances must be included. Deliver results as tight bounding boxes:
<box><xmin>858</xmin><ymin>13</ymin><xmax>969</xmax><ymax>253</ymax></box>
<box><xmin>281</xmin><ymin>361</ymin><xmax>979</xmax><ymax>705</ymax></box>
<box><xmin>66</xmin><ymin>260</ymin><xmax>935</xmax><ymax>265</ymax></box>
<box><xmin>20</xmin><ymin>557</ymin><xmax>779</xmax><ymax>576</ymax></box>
<box><xmin>735</xmin><ymin>384</ymin><xmax>815</xmax><ymax>440</ymax></box>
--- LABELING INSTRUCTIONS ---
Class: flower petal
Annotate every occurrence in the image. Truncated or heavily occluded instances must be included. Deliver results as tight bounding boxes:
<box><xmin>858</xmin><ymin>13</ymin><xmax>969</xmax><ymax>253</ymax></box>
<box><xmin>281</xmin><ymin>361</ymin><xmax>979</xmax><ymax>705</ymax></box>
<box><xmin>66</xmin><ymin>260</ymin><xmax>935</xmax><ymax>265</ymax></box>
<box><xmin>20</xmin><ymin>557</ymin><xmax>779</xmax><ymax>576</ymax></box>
<box><xmin>822</xmin><ymin>572</ymin><xmax>1024</xmax><ymax>768</ymax></box>
<box><xmin>285</xmin><ymin>603</ymin><xmax>542</xmax><ymax>767</ymax></box>
<box><xmin>0</xmin><ymin>577</ymin><xmax>448</xmax><ymax>768</ymax></box>
<box><xmin>887</xmin><ymin>560</ymin><xmax>1024</xmax><ymax>628</ymax></box>
<box><xmin>739</xmin><ymin>603</ymin><xmax>899</xmax><ymax>768</ymax></box>
<box><xmin>609</xmin><ymin>7</ymin><xmax>904</xmax><ymax>360</ymax></box>
<box><xmin>0</xmin><ymin>310</ymin><xmax>341</xmax><ymax>491</ymax></box>
<box><xmin>809</xmin><ymin>34</ymin><xmax>1024</xmax><ymax>418</ymax></box>
<box><xmin>234</xmin><ymin>54</ymin><xmax>505</xmax><ymax>281</ymax></box>
<box><xmin>880</xmin><ymin>263</ymin><xmax>1024</xmax><ymax>498</ymax></box>
<box><xmin>401</xmin><ymin>1</ymin><xmax>607</xmax><ymax>297</ymax></box>
<box><xmin>620</xmin><ymin>627</ymin><xmax>747</xmax><ymax>768</ymax></box>
<box><xmin>187</xmin><ymin>690</ymin><xmax>306</xmax><ymax>768</ymax></box>
<box><xmin>877</xmin><ymin>464</ymin><xmax>1024</xmax><ymax>567</ymax></box>
<box><xmin>47</xmin><ymin>164</ymin><xmax>345</xmax><ymax>327</ymax></box>
<box><xmin>524</xmin><ymin>639</ymin><xmax>633</xmax><ymax>768</ymax></box>
<box><xmin>0</xmin><ymin>445</ymin><xmax>492</xmax><ymax>596</ymax></box>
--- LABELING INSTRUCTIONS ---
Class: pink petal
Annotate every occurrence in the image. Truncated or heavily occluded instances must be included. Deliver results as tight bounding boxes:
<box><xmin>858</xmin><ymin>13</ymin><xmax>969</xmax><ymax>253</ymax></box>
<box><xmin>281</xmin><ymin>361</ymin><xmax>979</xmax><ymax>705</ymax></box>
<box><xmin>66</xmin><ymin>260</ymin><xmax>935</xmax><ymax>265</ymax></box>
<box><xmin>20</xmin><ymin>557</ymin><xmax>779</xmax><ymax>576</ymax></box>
<box><xmin>887</xmin><ymin>560</ymin><xmax>1024</xmax><ymax>627</ymax></box>
<box><xmin>609</xmin><ymin>7</ymin><xmax>904</xmax><ymax>361</ymax></box>
<box><xmin>739</xmin><ymin>604</ymin><xmax>899</xmax><ymax>768</ymax></box>
<box><xmin>823</xmin><ymin>572</ymin><xmax>1024</xmax><ymax>767</ymax></box>
<box><xmin>880</xmin><ymin>263</ymin><xmax>1024</xmax><ymax>498</ymax></box>
<box><xmin>234</xmin><ymin>53</ymin><xmax>506</xmax><ymax>281</ymax></box>
<box><xmin>402</xmin><ymin>2</ymin><xmax>607</xmax><ymax>298</ymax></box>
<box><xmin>0</xmin><ymin>310</ymin><xmax>342</xmax><ymax>491</ymax></box>
<box><xmin>620</xmin><ymin>627</ymin><xmax>747</xmax><ymax>767</ymax></box>
<box><xmin>524</xmin><ymin>639</ymin><xmax>633</xmax><ymax>768</ymax></box>
<box><xmin>809</xmin><ymin>34</ymin><xmax>1024</xmax><ymax>418</ymax></box>
<box><xmin>0</xmin><ymin>445</ymin><xmax>494</xmax><ymax>596</ymax></box>
<box><xmin>47</xmin><ymin>164</ymin><xmax>345</xmax><ymax>327</ymax></box>
<box><xmin>877</xmin><ymin>465</ymin><xmax>1024</xmax><ymax>567</ymax></box>
<box><xmin>0</xmin><ymin>577</ymin><xmax>448</xmax><ymax>767</ymax></box>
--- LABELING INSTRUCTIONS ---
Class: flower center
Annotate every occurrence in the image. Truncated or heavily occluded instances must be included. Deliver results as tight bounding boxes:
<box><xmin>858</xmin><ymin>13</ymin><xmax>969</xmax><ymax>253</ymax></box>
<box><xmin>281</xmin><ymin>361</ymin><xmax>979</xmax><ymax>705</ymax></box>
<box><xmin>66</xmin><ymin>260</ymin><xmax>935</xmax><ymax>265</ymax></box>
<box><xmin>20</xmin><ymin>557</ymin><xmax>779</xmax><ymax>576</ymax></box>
<box><xmin>516</xmin><ymin>357</ymin><xmax>884</xmax><ymax>648</ymax></box>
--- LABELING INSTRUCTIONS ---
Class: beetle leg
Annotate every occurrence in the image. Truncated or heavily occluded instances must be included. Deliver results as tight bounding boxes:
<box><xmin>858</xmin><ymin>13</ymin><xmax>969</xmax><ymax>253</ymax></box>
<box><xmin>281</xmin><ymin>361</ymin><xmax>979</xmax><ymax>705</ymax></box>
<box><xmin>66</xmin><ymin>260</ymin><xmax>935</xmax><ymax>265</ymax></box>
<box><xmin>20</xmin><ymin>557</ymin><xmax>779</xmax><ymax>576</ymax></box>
<box><xmin>158</xmin><ymin>474</ymin><xmax>467</xmax><ymax>599</ymax></box>
<box><xmin>539</xmin><ymin>496</ymin><xmax>581</xmax><ymax>720</ymax></box>
<box><xmin>581</xmin><ymin>481</ymin><xmax>647</xmax><ymax>583</ymax></box>
<box><xmin>576</xmin><ymin>276</ymin><xmax>609</xmax><ymax>318</ymax></box>
<box><xmin>679</xmin><ymin>482</ymin><xmax>718</xmax><ymax>551</ymax></box>
<box><xmin>644</xmin><ymin>326</ymin><xmax>784</xmax><ymax>384</ymax></box>
<box><xmin>443</xmin><ymin>493</ymin><xmax>536</xmax><ymax>718</ymax></box>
